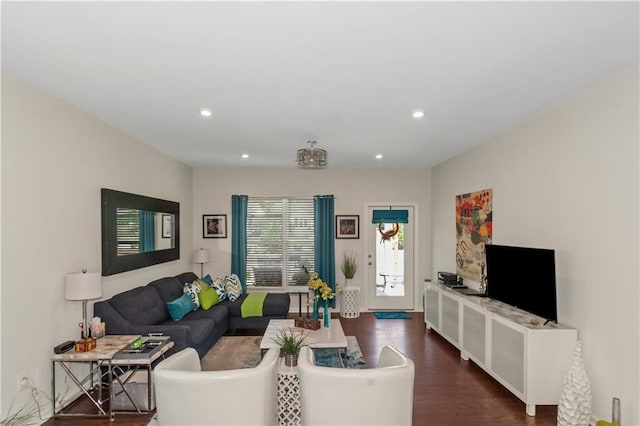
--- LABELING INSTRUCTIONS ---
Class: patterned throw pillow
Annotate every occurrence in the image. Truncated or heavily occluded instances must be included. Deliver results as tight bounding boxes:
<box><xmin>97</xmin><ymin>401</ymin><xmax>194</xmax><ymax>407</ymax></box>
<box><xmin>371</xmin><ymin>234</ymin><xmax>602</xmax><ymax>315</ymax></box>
<box><xmin>211</xmin><ymin>277</ymin><xmax>227</xmax><ymax>302</ymax></box>
<box><xmin>224</xmin><ymin>274</ymin><xmax>243</xmax><ymax>302</ymax></box>
<box><xmin>183</xmin><ymin>281</ymin><xmax>203</xmax><ymax>310</ymax></box>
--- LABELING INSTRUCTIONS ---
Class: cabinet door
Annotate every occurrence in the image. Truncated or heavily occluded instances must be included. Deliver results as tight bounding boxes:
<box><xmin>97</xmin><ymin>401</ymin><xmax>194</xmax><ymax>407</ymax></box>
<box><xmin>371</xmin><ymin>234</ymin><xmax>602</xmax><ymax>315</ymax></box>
<box><xmin>491</xmin><ymin>318</ymin><xmax>525</xmax><ymax>395</ymax></box>
<box><xmin>463</xmin><ymin>304</ymin><xmax>486</xmax><ymax>365</ymax></box>
<box><xmin>425</xmin><ymin>286</ymin><xmax>440</xmax><ymax>330</ymax></box>
<box><xmin>441</xmin><ymin>293</ymin><xmax>459</xmax><ymax>346</ymax></box>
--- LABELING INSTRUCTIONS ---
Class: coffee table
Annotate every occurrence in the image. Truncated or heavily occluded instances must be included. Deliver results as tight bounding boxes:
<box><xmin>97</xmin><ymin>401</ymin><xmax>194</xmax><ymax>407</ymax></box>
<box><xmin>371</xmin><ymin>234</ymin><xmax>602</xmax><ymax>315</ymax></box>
<box><xmin>260</xmin><ymin>318</ymin><xmax>347</xmax><ymax>358</ymax></box>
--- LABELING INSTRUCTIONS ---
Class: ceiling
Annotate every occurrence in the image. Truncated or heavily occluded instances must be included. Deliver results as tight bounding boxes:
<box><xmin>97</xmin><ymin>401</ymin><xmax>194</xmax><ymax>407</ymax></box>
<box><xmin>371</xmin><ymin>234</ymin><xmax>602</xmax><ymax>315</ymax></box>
<box><xmin>2</xmin><ymin>1</ymin><xmax>638</xmax><ymax>169</ymax></box>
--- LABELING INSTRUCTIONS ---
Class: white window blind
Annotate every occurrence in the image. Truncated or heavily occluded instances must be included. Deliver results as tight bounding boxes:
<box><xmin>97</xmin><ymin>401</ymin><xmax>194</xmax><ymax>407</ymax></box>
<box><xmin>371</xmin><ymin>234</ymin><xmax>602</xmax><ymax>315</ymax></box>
<box><xmin>246</xmin><ymin>198</ymin><xmax>314</xmax><ymax>288</ymax></box>
<box><xmin>117</xmin><ymin>208</ymin><xmax>139</xmax><ymax>255</ymax></box>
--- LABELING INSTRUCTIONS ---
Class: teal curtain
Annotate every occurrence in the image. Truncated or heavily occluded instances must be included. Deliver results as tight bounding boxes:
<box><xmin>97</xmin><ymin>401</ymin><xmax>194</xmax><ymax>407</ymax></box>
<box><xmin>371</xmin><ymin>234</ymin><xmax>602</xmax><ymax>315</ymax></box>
<box><xmin>314</xmin><ymin>195</ymin><xmax>336</xmax><ymax>308</ymax></box>
<box><xmin>231</xmin><ymin>195</ymin><xmax>248</xmax><ymax>292</ymax></box>
<box><xmin>372</xmin><ymin>209</ymin><xmax>409</xmax><ymax>223</ymax></box>
<box><xmin>139</xmin><ymin>211</ymin><xmax>156</xmax><ymax>253</ymax></box>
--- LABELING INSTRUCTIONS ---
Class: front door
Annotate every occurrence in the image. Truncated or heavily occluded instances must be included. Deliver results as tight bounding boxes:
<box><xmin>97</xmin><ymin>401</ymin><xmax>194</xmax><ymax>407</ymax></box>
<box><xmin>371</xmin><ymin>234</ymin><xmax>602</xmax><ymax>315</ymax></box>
<box><xmin>366</xmin><ymin>205</ymin><xmax>415</xmax><ymax>310</ymax></box>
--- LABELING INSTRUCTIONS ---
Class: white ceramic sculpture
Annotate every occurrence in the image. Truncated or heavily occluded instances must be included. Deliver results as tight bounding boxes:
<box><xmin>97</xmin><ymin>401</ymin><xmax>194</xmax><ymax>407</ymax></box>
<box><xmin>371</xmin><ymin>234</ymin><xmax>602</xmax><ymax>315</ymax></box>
<box><xmin>558</xmin><ymin>340</ymin><xmax>592</xmax><ymax>426</ymax></box>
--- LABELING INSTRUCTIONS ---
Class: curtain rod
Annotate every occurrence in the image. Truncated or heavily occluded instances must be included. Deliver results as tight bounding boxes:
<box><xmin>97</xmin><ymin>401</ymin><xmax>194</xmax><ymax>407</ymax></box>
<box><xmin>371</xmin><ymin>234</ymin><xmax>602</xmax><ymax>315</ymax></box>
<box><xmin>246</xmin><ymin>196</ymin><xmax>336</xmax><ymax>200</ymax></box>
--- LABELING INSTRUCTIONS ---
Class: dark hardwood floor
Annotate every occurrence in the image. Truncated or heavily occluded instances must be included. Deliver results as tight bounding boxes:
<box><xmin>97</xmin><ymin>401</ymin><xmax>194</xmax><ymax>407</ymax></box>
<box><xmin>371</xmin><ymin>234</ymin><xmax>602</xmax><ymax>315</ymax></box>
<box><xmin>43</xmin><ymin>312</ymin><xmax>556</xmax><ymax>425</ymax></box>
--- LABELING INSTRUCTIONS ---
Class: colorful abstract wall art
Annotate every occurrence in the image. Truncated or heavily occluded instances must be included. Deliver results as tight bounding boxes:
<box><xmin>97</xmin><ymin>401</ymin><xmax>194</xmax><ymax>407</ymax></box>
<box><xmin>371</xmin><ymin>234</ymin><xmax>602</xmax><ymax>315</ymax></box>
<box><xmin>456</xmin><ymin>188</ymin><xmax>493</xmax><ymax>281</ymax></box>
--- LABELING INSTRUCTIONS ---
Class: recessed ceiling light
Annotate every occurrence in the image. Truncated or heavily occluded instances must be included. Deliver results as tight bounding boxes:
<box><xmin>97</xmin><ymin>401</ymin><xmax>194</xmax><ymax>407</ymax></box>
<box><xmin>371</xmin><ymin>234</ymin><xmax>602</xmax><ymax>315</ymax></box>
<box><xmin>241</xmin><ymin>154</ymin><xmax>249</xmax><ymax>159</ymax></box>
<box><xmin>412</xmin><ymin>110</ymin><xmax>425</xmax><ymax>119</ymax></box>
<box><xmin>199</xmin><ymin>108</ymin><xmax>212</xmax><ymax>117</ymax></box>
<box><xmin>376</xmin><ymin>154</ymin><xmax>383</xmax><ymax>159</ymax></box>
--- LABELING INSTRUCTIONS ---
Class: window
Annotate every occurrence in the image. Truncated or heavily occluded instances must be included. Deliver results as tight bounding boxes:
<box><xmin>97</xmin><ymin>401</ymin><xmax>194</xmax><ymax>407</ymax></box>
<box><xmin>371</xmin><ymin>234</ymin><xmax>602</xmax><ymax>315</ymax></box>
<box><xmin>116</xmin><ymin>208</ymin><xmax>140</xmax><ymax>255</ymax></box>
<box><xmin>246</xmin><ymin>198</ymin><xmax>314</xmax><ymax>288</ymax></box>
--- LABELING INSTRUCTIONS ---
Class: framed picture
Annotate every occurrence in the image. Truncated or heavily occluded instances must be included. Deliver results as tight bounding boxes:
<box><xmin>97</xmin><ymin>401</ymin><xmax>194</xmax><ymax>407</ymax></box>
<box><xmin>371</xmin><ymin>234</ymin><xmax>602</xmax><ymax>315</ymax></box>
<box><xmin>336</xmin><ymin>215</ymin><xmax>359</xmax><ymax>239</ymax></box>
<box><xmin>161</xmin><ymin>214</ymin><xmax>172</xmax><ymax>238</ymax></box>
<box><xmin>203</xmin><ymin>214</ymin><xmax>227</xmax><ymax>238</ymax></box>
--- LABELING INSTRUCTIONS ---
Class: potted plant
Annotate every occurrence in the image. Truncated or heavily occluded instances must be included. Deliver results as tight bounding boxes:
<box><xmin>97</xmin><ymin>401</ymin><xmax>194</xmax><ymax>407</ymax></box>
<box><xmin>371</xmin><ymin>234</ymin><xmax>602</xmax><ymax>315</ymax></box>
<box><xmin>340</xmin><ymin>251</ymin><xmax>358</xmax><ymax>287</ymax></box>
<box><xmin>271</xmin><ymin>328</ymin><xmax>308</xmax><ymax>367</ymax></box>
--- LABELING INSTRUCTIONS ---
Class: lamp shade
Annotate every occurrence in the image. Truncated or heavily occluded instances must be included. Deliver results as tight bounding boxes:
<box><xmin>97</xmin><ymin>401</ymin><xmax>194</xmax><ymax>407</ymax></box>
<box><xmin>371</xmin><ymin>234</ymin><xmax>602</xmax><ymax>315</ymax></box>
<box><xmin>193</xmin><ymin>248</ymin><xmax>210</xmax><ymax>264</ymax></box>
<box><xmin>65</xmin><ymin>271</ymin><xmax>102</xmax><ymax>301</ymax></box>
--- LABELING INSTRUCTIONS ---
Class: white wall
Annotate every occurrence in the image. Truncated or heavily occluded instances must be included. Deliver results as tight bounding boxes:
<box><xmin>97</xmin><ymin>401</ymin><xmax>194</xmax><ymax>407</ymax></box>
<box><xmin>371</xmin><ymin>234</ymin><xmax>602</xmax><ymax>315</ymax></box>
<box><xmin>0</xmin><ymin>74</ymin><xmax>194</xmax><ymax>417</ymax></box>
<box><xmin>193</xmin><ymin>168</ymin><xmax>431</xmax><ymax>311</ymax></box>
<box><xmin>431</xmin><ymin>64</ymin><xmax>639</xmax><ymax>423</ymax></box>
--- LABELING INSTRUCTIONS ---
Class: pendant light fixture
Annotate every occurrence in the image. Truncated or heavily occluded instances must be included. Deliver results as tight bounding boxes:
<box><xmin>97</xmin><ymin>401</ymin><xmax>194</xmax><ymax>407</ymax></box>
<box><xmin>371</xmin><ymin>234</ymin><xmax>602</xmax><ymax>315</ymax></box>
<box><xmin>297</xmin><ymin>140</ymin><xmax>327</xmax><ymax>169</ymax></box>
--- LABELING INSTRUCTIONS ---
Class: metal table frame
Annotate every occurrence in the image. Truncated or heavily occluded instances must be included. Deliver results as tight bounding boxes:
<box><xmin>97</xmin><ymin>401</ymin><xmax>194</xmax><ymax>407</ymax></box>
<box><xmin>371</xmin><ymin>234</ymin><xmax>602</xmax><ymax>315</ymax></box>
<box><xmin>51</xmin><ymin>335</ymin><xmax>173</xmax><ymax>419</ymax></box>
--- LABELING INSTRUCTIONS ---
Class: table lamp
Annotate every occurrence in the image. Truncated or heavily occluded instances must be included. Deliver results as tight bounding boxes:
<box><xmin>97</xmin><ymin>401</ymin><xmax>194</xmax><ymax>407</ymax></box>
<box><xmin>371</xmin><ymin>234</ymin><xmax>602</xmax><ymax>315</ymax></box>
<box><xmin>193</xmin><ymin>248</ymin><xmax>210</xmax><ymax>278</ymax></box>
<box><xmin>65</xmin><ymin>269</ymin><xmax>102</xmax><ymax>338</ymax></box>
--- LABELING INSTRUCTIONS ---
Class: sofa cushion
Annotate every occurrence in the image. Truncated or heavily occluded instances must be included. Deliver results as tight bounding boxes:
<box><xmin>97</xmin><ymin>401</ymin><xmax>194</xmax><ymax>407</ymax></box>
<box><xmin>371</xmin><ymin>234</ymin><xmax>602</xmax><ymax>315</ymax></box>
<box><xmin>111</xmin><ymin>286</ymin><xmax>168</xmax><ymax>325</ymax></box>
<box><xmin>149</xmin><ymin>276</ymin><xmax>184</xmax><ymax>304</ymax></box>
<box><xmin>176</xmin><ymin>272</ymin><xmax>199</xmax><ymax>285</ymax></box>
<box><xmin>220</xmin><ymin>293</ymin><xmax>290</xmax><ymax>318</ymax></box>
<box><xmin>186</xmin><ymin>304</ymin><xmax>230</xmax><ymax>329</ymax></box>
<box><xmin>159</xmin><ymin>317</ymin><xmax>215</xmax><ymax>348</ymax></box>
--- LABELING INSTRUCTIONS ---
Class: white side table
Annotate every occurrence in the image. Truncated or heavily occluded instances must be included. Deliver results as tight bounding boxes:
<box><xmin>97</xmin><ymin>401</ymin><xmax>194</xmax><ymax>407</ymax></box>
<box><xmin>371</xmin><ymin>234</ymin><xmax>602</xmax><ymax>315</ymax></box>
<box><xmin>340</xmin><ymin>287</ymin><xmax>360</xmax><ymax>318</ymax></box>
<box><xmin>277</xmin><ymin>365</ymin><xmax>301</xmax><ymax>425</ymax></box>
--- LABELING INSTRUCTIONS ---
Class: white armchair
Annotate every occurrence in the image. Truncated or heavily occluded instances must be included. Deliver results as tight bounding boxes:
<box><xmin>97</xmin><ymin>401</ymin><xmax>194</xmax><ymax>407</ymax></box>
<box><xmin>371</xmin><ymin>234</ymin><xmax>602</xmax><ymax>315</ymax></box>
<box><xmin>153</xmin><ymin>347</ymin><xmax>279</xmax><ymax>425</ymax></box>
<box><xmin>298</xmin><ymin>345</ymin><xmax>415</xmax><ymax>426</ymax></box>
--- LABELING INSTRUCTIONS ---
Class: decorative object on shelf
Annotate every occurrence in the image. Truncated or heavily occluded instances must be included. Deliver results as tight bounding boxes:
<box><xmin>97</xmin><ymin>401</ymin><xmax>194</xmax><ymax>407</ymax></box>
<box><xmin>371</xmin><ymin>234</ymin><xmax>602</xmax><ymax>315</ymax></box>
<box><xmin>294</xmin><ymin>317</ymin><xmax>321</xmax><ymax>330</ymax></box>
<box><xmin>595</xmin><ymin>397</ymin><xmax>621</xmax><ymax>426</ymax></box>
<box><xmin>90</xmin><ymin>317</ymin><xmax>105</xmax><ymax>339</ymax></box>
<box><xmin>304</xmin><ymin>267</ymin><xmax>336</xmax><ymax>324</ymax></box>
<box><xmin>479</xmin><ymin>262</ymin><xmax>488</xmax><ymax>293</ymax></box>
<box><xmin>558</xmin><ymin>340</ymin><xmax>592</xmax><ymax>426</ymax></box>
<box><xmin>193</xmin><ymin>248</ymin><xmax>210</xmax><ymax>278</ymax></box>
<box><xmin>65</xmin><ymin>269</ymin><xmax>102</xmax><ymax>339</ymax></box>
<box><xmin>297</xmin><ymin>140</ymin><xmax>327</xmax><ymax>169</ymax></box>
<box><xmin>271</xmin><ymin>328</ymin><xmax>308</xmax><ymax>367</ymax></box>
<box><xmin>340</xmin><ymin>251</ymin><xmax>358</xmax><ymax>287</ymax></box>
<box><xmin>336</xmin><ymin>215</ymin><xmax>360</xmax><ymax>239</ymax></box>
<box><xmin>202</xmin><ymin>214</ymin><xmax>227</xmax><ymax>238</ymax></box>
<box><xmin>323</xmin><ymin>299</ymin><xmax>331</xmax><ymax>328</ymax></box>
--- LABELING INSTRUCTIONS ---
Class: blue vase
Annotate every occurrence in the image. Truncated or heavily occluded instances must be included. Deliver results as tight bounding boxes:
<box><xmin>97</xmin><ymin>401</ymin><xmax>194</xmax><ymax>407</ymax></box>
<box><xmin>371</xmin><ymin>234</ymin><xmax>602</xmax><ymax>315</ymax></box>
<box><xmin>323</xmin><ymin>299</ymin><xmax>330</xmax><ymax>328</ymax></box>
<box><xmin>312</xmin><ymin>290</ymin><xmax>320</xmax><ymax>320</ymax></box>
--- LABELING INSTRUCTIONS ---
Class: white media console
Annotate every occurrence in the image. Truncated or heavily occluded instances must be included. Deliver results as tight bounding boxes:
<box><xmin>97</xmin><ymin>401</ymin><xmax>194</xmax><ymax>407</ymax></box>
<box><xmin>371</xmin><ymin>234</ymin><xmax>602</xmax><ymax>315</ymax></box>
<box><xmin>424</xmin><ymin>282</ymin><xmax>577</xmax><ymax>416</ymax></box>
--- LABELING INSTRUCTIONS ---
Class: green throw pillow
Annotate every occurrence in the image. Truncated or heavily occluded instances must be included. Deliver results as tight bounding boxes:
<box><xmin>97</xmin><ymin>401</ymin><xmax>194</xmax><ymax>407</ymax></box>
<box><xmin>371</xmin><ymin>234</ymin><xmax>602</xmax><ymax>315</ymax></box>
<box><xmin>197</xmin><ymin>279</ymin><xmax>211</xmax><ymax>292</ymax></box>
<box><xmin>198</xmin><ymin>288</ymin><xmax>220</xmax><ymax>310</ymax></box>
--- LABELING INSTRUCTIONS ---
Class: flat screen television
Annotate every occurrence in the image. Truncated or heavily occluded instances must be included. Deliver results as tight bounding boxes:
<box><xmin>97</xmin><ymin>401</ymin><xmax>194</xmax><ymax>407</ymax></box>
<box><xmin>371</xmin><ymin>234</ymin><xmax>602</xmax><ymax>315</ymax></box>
<box><xmin>485</xmin><ymin>244</ymin><xmax>558</xmax><ymax>323</ymax></box>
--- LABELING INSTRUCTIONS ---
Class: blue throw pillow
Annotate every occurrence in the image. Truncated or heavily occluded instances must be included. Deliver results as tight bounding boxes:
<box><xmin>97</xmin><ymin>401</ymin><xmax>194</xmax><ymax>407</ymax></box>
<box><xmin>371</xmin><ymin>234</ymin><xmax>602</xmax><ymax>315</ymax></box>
<box><xmin>202</xmin><ymin>274</ymin><xmax>213</xmax><ymax>284</ymax></box>
<box><xmin>167</xmin><ymin>293</ymin><xmax>196</xmax><ymax>321</ymax></box>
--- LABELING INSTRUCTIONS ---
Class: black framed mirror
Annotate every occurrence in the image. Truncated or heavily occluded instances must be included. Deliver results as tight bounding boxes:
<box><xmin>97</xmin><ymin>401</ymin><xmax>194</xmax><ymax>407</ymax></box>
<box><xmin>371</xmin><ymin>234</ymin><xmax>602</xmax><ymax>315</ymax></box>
<box><xmin>102</xmin><ymin>188</ymin><xmax>180</xmax><ymax>276</ymax></box>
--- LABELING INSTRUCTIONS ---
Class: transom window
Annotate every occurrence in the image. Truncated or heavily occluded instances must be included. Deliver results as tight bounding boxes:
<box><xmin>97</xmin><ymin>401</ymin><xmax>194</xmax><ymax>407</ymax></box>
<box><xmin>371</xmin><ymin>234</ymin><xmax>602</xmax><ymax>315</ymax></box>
<box><xmin>246</xmin><ymin>197</ymin><xmax>314</xmax><ymax>288</ymax></box>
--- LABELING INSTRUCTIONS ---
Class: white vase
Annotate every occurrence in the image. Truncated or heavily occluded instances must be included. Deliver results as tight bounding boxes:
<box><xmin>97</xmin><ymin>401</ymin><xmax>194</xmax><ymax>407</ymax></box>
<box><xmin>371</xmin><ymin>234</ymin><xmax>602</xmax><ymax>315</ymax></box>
<box><xmin>344</xmin><ymin>278</ymin><xmax>351</xmax><ymax>288</ymax></box>
<box><xmin>557</xmin><ymin>341</ymin><xmax>591</xmax><ymax>426</ymax></box>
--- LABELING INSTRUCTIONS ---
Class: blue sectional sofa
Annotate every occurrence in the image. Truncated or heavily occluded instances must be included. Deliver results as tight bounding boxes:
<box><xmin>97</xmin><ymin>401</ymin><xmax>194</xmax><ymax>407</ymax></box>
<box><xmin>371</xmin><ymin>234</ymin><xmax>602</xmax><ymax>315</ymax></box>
<box><xmin>94</xmin><ymin>272</ymin><xmax>290</xmax><ymax>357</ymax></box>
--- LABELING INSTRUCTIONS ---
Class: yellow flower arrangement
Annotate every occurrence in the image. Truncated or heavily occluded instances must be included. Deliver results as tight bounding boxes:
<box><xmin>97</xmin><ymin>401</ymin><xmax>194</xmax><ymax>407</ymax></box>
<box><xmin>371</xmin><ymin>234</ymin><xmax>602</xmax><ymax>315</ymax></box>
<box><xmin>303</xmin><ymin>267</ymin><xmax>335</xmax><ymax>301</ymax></box>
